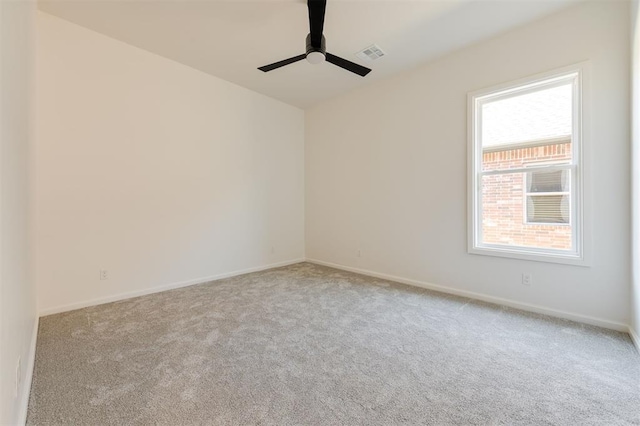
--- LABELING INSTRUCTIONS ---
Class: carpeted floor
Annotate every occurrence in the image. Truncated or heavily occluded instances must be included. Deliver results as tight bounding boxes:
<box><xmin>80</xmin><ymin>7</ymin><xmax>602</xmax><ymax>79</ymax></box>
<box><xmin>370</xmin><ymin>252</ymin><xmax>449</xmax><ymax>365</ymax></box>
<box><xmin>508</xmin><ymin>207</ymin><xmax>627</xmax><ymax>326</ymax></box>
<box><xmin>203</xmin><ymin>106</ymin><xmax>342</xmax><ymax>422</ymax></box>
<box><xmin>28</xmin><ymin>262</ymin><xmax>639</xmax><ymax>425</ymax></box>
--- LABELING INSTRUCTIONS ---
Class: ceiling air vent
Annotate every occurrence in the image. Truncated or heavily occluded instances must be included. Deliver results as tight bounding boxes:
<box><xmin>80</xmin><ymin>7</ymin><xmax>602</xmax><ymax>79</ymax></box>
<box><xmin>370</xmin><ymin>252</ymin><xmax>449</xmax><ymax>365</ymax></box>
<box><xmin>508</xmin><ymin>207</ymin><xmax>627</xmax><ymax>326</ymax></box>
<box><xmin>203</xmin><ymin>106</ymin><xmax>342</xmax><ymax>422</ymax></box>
<box><xmin>355</xmin><ymin>44</ymin><xmax>386</xmax><ymax>61</ymax></box>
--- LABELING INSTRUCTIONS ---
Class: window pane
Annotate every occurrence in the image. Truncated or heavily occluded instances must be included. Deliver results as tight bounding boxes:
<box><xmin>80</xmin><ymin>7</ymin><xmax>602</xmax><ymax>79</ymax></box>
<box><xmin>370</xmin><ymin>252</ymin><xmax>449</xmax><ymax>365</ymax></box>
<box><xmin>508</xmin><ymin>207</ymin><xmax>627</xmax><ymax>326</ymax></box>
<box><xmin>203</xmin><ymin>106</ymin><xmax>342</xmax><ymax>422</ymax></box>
<box><xmin>481</xmin><ymin>83</ymin><xmax>572</xmax><ymax>172</ymax></box>
<box><xmin>481</xmin><ymin>173</ymin><xmax>572</xmax><ymax>250</ymax></box>
<box><xmin>526</xmin><ymin>195</ymin><xmax>570</xmax><ymax>224</ymax></box>
<box><xmin>527</xmin><ymin>169</ymin><xmax>569</xmax><ymax>193</ymax></box>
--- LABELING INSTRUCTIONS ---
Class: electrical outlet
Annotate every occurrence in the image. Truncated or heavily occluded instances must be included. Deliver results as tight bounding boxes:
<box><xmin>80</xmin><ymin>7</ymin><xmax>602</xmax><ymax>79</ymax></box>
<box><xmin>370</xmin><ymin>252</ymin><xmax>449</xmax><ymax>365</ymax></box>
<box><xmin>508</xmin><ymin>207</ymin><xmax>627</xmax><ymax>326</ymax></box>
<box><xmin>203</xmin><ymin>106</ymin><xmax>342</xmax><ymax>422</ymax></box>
<box><xmin>99</xmin><ymin>269</ymin><xmax>108</xmax><ymax>280</ymax></box>
<box><xmin>15</xmin><ymin>357</ymin><xmax>21</xmax><ymax>397</ymax></box>
<box><xmin>271</xmin><ymin>246</ymin><xmax>275</xmax><ymax>254</ymax></box>
<box><xmin>357</xmin><ymin>249</ymin><xmax>362</xmax><ymax>257</ymax></box>
<box><xmin>522</xmin><ymin>273</ymin><xmax>532</xmax><ymax>286</ymax></box>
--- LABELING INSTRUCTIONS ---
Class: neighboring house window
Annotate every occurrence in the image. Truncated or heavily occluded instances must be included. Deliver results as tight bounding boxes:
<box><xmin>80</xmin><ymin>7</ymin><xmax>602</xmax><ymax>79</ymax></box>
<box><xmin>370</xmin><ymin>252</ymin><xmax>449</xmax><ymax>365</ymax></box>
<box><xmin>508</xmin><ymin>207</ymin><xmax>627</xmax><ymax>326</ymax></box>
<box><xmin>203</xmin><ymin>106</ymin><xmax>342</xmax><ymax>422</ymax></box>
<box><xmin>468</xmin><ymin>66</ymin><xmax>584</xmax><ymax>264</ymax></box>
<box><xmin>524</xmin><ymin>162</ymin><xmax>570</xmax><ymax>225</ymax></box>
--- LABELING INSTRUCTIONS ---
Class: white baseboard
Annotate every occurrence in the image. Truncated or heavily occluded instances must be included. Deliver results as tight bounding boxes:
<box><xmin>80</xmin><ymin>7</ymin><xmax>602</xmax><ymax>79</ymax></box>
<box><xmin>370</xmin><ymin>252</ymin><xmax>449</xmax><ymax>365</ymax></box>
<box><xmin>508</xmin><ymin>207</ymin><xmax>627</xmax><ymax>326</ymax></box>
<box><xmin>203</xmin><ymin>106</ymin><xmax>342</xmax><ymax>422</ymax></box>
<box><xmin>36</xmin><ymin>256</ymin><xmax>636</xmax><ymax>344</ymax></box>
<box><xmin>39</xmin><ymin>258</ymin><xmax>305</xmax><ymax>317</ymax></box>
<box><xmin>17</xmin><ymin>316</ymin><xmax>39</xmax><ymax>425</ymax></box>
<box><xmin>629</xmin><ymin>327</ymin><xmax>640</xmax><ymax>354</ymax></box>
<box><xmin>305</xmin><ymin>258</ymin><xmax>629</xmax><ymax>333</ymax></box>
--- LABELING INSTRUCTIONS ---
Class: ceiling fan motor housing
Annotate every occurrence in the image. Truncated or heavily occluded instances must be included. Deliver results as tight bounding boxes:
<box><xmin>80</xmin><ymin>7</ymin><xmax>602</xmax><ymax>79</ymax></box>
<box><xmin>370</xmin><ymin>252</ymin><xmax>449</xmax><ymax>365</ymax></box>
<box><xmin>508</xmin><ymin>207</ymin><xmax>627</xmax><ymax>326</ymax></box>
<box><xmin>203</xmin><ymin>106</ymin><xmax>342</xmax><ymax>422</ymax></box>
<box><xmin>306</xmin><ymin>33</ymin><xmax>326</xmax><ymax>64</ymax></box>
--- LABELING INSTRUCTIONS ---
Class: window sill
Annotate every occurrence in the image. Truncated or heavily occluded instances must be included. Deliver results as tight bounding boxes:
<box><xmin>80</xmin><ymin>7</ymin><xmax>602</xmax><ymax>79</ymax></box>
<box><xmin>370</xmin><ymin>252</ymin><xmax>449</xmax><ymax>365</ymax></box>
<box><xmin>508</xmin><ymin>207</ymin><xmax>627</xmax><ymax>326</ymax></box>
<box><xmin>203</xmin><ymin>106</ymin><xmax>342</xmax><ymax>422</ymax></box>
<box><xmin>468</xmin><ymin>244</ymin><xmax>588</xmax><ymax>267</ymax></box>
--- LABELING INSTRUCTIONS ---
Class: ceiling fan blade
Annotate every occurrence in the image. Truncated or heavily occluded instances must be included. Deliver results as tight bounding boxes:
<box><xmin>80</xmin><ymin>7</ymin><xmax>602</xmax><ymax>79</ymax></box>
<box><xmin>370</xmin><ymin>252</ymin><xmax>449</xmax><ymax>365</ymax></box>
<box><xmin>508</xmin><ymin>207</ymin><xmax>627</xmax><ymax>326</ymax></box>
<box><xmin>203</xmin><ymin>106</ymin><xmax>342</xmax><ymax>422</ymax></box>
<box><xmin>325</xmin><ymin>53</ymin><xmax>372</xmax><ymax>77</ymax></box>
<box><xmin>308</xmin><ymin>0</ymin><xmax>327</xmax><ymax>48</ymax></box>
<box><xmin>258</xmin><ymin>54</ymin><xmax>307</xmax><ymax>72</ymax></box>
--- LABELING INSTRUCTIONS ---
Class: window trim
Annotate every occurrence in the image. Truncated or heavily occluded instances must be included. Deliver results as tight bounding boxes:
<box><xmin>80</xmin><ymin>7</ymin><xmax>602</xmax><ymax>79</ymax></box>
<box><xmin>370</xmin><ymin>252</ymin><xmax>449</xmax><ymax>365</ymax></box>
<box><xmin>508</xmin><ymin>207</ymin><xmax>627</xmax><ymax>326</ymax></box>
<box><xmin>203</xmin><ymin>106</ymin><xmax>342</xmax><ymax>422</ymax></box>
<box><xmin>467</xmin><ymin>63</ymin><xmax>589</xmax><ymax>266</ymax></box>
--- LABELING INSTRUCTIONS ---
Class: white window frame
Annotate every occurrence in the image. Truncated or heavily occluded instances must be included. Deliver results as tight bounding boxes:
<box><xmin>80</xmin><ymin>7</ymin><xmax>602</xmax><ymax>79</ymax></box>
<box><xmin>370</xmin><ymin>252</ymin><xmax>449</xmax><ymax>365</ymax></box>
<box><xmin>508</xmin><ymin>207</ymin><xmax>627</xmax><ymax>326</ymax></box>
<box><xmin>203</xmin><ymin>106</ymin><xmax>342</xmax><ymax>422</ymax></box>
<box><xmin>467</xmin><ymin>64</ymin><xmax>589</xmax><ymax>266</ymax></box>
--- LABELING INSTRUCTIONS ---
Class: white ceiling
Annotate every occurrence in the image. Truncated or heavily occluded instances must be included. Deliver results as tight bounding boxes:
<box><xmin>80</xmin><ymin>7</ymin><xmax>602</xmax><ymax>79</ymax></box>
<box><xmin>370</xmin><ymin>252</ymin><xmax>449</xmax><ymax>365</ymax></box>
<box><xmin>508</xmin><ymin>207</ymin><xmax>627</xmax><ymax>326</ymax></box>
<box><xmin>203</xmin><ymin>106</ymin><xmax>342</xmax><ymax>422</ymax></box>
<box><xmin>38</xmin><ymin>0</ymin><xmax>581</xmax><ymax>109</ymax></box>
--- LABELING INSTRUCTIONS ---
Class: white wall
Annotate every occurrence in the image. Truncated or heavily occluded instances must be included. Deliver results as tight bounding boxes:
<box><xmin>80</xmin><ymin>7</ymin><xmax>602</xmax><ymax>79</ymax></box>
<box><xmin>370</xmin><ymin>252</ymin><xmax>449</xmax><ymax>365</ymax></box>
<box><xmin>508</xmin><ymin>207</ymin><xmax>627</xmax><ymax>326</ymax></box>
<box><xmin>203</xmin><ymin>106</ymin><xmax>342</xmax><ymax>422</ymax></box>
<box><xmin>306</xmin><ymin>1</ymin><xmax>630</xmax><ymax>329</ymax></box>
<box><xmin>631</xmin><ymin>0</ymin><xmax>640</xmax><ymax>347</ymax></box>
<box><xmin>36</xmin><ymin>12</ymin><xmax>305</xmax><ymax>314</ymax></box>
<box><xmin>0</xmin><ymin>0</ymin><xmax>37</xmax><ymax>424</ymax></box>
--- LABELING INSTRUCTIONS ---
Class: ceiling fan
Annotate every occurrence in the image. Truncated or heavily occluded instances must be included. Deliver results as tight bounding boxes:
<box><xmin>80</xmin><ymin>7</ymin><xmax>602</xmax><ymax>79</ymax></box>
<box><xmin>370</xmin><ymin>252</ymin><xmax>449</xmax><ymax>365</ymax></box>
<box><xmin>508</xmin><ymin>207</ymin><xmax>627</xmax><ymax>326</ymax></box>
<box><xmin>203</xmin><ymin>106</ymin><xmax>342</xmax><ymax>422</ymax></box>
<box><xmin>258</xmin><ymin>0</ymin><xmax>372</xmax><ymax>77</ymax></box>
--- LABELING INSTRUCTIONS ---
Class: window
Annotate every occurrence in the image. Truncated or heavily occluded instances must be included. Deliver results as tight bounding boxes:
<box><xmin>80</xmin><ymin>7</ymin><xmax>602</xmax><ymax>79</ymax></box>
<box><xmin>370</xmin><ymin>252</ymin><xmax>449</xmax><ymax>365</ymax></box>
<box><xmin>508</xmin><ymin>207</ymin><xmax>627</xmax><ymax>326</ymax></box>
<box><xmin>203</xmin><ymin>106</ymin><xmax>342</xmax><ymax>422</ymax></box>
<box><xmin>468</xmin><ymin>66</ymin><xmax>585</xmax><ymax>264</ymax></box>
<box><xmin>524</xmin><ymin>164</ymin><xmax>570</xmax><ymax>225</ymax></box>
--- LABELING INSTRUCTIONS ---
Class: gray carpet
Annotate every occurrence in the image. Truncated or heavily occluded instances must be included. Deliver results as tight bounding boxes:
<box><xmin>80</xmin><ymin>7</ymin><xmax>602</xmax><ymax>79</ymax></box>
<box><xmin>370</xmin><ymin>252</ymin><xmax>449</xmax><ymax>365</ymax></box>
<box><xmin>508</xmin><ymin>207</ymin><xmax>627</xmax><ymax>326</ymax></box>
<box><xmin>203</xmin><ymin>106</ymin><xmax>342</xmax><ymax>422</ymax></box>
<box><xmin>27</xmin><ymin>262</ymin><xmax>639</xmax><ymax>425</ymax></box>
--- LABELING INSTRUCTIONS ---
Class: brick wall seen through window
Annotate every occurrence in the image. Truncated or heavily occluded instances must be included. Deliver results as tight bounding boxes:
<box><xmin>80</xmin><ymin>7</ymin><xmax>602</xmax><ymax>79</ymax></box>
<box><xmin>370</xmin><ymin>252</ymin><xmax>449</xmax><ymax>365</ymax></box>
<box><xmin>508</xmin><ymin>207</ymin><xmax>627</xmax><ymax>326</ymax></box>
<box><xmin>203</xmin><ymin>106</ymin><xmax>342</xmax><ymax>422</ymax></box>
<box><xmin>481</xmin><ymin>141</ymin><xmax>572</xmax><ymax>250</ymax></box>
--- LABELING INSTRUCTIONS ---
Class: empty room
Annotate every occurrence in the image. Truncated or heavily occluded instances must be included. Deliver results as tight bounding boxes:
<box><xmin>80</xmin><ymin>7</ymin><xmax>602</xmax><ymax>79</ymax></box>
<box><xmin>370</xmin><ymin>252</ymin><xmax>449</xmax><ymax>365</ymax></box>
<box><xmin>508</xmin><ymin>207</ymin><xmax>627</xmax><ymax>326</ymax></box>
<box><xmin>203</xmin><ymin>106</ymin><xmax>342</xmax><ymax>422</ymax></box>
<box><xmin>1</xmin><ymin>0</ymin><xmax>640</xmax><ymax>424</ymax></box>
